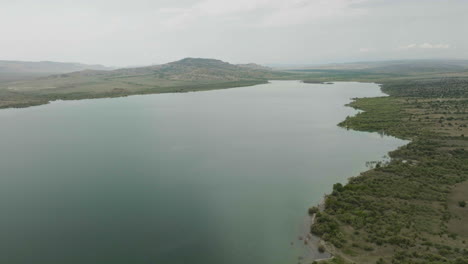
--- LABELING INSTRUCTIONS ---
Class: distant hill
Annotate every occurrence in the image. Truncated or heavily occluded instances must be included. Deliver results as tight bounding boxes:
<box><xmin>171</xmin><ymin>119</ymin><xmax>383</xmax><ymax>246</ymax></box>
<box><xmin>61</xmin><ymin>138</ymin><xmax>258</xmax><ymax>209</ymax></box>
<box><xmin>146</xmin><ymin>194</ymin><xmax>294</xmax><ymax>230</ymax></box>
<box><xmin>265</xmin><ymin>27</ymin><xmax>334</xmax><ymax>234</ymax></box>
<box><xmin>0</xmin><ymin>60</ymin><xmax>113</xmax><ymax>83</ymax></box>
<box><xmin>58</xmin><ymin>58</ymin><xmax>274</xmax><ymax>80</ymax></box>
<box><xmin>5</xmin><ymin>58</ymin><xmax>284</xmax><ymax>94</ymax></box>
<box><xmin>283</xmin><ymin>59</ymin><xmax>468</xmax><ymax>83</ymax></box>
<box><xmin>0</xmin><ymin>58</ymin><xmax>293</xmax><ymax>108</ymax></box>
<box><xmin>236</xmin><ymin>63</ymin><xmax>272</xmax><ymax>71</ymax></box>
<box><xmin>0</xmin><ymin>60</ymin><xmax>113</xmax><ymax>73</ymax></box>
<box><xmin>285</xmin><ymin>59</ymin><xmax>468</xmax><ymax>75</ymax></box>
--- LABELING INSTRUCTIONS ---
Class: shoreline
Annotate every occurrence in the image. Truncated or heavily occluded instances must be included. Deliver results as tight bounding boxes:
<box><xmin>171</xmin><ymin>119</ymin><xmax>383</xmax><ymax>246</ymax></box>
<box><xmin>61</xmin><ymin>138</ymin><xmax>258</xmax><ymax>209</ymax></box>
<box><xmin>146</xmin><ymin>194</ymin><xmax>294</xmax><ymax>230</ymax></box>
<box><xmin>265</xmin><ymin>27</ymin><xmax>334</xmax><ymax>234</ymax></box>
<box><xmin>0</xmin><ymin>79</ymin><xmax>269</xmax><ymax>110</ymax></box>
<box><xmin>307</xmin><ymin>86</ymin><xmax>402</xmax><ymax>263</ymax></box>
<box><xmin>309</xmin><ymin>78</ymin><xmax>468</xmax><ymax>263</ymax></box>
<box><xmin>307</xmin><ymin>198</ymin><xmax>334</xmax><ymax>263</ymax></box>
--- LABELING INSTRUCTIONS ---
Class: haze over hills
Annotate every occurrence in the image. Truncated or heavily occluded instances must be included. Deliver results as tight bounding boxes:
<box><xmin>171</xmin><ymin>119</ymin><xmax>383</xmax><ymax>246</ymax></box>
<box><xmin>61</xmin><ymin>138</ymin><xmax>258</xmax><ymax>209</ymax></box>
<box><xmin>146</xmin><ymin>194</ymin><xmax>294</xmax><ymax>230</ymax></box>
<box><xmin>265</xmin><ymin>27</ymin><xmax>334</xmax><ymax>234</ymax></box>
<box><xmin>0</xmin><ymin>60</ymin><xmax>114</xmax><ymax>84</ymax></box>
<box><xmin>0</xmin><ymin>60</ymin><xmax>113</xmax><ymax>73</ymax></box>
<box><xmin>282</xmin><ymin>59</ymin><xmax>468</xmax><ymax>74</ymax></box>
<box><xmin>281</xmin><ymin>59</ymin><xmax>468</xmax><ymax>83</ymax></box>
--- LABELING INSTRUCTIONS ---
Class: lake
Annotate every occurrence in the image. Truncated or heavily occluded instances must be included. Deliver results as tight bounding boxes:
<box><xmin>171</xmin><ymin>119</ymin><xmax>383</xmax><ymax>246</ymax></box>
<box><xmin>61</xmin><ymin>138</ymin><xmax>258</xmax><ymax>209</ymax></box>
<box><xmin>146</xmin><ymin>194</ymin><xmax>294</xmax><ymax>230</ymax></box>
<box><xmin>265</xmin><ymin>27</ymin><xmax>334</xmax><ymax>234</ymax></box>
<box><xmin>0</xmin><ymin>81</ymin><xmax>407</xmax><ymax>264</ymax></box>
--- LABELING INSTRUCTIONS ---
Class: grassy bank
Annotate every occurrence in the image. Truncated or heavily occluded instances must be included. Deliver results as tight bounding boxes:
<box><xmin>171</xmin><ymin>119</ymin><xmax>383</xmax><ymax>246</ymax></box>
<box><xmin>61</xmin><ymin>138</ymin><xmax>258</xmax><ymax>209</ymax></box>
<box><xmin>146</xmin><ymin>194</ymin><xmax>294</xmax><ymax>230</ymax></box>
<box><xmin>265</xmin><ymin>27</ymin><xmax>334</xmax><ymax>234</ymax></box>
<box><xmin>0</xmin><ymin>79</ymin><xmax>268</xmax><ymax>109</ymax></box>
<box><xmin>311</xmin><ymin>78</ymin><xmax>468</xmax><ymax>264</ymax></box>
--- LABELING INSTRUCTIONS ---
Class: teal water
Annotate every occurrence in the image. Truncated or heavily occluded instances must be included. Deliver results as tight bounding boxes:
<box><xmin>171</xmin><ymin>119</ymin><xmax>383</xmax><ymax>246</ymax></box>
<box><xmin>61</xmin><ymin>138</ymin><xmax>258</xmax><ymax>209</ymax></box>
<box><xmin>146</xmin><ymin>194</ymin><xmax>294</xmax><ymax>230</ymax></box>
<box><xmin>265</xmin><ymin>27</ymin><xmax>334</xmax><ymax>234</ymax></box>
<box><xmin>0</xmin><ymin>81</ymin><xmax>407</xmax><ymax>264</ymax></box>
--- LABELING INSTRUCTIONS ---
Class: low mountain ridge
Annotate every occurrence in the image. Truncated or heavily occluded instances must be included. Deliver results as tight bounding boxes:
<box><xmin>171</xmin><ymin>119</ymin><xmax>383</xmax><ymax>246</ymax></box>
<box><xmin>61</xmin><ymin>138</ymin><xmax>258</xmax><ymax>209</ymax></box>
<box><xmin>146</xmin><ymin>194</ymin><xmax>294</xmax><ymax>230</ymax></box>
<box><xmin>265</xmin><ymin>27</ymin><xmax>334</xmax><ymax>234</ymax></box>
<box><xmin>0</xmin><ymin>60</ymin><xmax>114</xmax><ymax>83</ymax></box>
<box><xmin>0</xmin><ymin>60</ymin><xmax>112</xmax><ymax>73</ymax></box>
<box><xmin>45</xmin><ymin>58</ymin><xmax>273</xmax><ymax>80</ymax></box>
<box><xmin>286</xmin><ymin>59</ymin><xmax>468</xmax><ymax>75</ymax></box>
<box><xmin>0</xmin><ymin>58</ymin><xmax>289</xmax><ymax>107</ymax></box>
<box><xmin>237</xmin><ymin>63</ymin><xmax>272</xmax><ymax>71</ymax></box>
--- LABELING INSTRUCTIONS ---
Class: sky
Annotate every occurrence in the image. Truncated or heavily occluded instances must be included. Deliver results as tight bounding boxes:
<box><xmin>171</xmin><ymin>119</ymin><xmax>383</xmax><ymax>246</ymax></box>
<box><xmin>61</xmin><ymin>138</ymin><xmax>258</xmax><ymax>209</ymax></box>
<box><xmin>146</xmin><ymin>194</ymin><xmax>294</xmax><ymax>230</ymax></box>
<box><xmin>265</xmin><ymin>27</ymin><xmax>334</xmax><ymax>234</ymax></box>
<box><xmin>1</xmin><ymin>0</ymin><xmax>467</xmax><ymax>67</ymax></box>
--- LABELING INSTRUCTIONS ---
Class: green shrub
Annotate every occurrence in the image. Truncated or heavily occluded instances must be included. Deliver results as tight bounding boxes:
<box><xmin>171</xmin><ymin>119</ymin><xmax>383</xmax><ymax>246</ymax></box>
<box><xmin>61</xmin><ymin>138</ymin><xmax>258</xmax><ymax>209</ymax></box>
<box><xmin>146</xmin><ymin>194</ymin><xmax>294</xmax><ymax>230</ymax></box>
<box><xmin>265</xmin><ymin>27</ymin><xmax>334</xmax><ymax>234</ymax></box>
<box><xmin>308</xmin><ymin>206</ymin><xmax>319</xmax><ymax>215</ymax></box>
<box><xmin>318</xmin><ymin>245</ymin><xmax>326</xmax><ymax>253</ymax></box>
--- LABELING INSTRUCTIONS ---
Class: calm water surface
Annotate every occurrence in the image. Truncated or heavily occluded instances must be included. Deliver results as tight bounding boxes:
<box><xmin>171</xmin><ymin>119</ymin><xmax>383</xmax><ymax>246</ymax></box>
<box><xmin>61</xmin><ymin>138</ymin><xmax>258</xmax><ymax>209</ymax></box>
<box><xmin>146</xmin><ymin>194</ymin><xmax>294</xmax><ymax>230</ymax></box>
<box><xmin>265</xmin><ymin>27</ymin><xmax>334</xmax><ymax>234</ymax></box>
<box><xmin>0</xmin><ymin>81</ymin><xmax>407</xmax><ymax>264</ymax></box>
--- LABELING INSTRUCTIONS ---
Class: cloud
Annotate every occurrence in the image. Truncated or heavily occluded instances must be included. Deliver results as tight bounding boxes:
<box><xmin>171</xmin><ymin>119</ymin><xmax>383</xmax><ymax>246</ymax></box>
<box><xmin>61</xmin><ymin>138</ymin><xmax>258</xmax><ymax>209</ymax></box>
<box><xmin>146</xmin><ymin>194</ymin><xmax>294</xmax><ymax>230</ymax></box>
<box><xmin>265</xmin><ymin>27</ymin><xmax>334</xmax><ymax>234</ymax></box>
<box><xmin>359</xmin><ymin>48</ymin><xmax>375</xmax><ymax>52</ymax></box>
<box><xmin>399</xmin><ymin>43</ymin><xmax>451</xmax><ymax>50</ymax></box>
<box><xmin>156</xmin><ymin>0</ymin><xmax>371</xmax><ymax>30</ymax></box>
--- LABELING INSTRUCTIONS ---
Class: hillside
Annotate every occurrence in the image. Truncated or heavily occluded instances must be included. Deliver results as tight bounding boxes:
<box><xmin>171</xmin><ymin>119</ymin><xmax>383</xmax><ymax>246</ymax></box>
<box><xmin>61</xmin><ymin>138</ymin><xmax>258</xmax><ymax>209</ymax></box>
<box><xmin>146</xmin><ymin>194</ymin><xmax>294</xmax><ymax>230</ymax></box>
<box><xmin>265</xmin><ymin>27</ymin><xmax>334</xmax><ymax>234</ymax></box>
<box><xmin>0</xmin><ymin>58</ymin><xmax>291</xmax><ymax>108</ymax></box>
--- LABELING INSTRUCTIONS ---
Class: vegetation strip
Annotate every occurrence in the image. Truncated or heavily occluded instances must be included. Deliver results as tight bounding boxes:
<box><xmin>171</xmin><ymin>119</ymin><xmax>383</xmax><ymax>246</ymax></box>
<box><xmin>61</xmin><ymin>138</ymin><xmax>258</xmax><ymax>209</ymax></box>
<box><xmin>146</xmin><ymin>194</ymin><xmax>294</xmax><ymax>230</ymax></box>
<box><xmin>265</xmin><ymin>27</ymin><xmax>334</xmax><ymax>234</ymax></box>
<box><xmin>310</xmin><ymin>78</ymin><xmax>468</xmax><ymax>264</ymax></box>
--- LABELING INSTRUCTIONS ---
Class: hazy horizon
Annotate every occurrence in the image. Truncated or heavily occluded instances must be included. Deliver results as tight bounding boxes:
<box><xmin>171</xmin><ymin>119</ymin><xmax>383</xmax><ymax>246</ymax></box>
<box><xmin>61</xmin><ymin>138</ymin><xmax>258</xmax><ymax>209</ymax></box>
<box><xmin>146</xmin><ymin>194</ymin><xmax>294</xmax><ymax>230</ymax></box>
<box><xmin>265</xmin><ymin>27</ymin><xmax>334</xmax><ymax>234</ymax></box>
<box><xmin>1</xmin><ymin>0</ymin><xmax>468</xmax><ymax>67</ymax></box>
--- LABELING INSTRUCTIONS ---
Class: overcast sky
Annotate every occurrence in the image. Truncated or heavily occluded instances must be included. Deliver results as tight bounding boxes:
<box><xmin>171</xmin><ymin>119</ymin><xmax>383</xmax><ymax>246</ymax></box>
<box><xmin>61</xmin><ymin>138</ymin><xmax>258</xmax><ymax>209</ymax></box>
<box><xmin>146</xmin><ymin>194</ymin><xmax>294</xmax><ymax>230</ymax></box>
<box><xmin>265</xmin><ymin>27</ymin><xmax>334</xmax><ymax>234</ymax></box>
<box><xmin>1</xmin><ymin>0</ymin><xmax>467</xmax><ymax>67</ymax></box>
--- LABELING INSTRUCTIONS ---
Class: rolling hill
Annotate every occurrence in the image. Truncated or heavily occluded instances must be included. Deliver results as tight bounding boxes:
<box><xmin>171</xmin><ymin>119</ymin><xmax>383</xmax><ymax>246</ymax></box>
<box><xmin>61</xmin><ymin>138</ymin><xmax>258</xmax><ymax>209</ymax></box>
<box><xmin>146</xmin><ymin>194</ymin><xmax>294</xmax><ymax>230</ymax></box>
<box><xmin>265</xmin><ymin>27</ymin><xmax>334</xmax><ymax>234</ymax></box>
<box><xmin>0</xmin><ymin>58</ymin><xmax>291</xmax><ymax>108</ymax></box>
<box><xmin>4</xmin><ymin>58</ymin><xmax>285</xmax><ymax>93</ymax></box>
